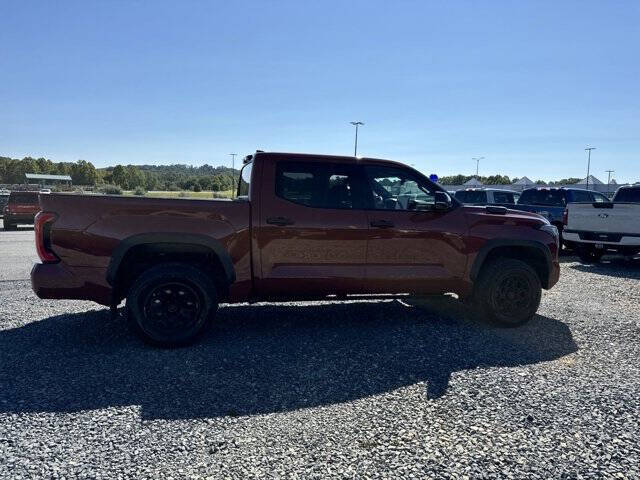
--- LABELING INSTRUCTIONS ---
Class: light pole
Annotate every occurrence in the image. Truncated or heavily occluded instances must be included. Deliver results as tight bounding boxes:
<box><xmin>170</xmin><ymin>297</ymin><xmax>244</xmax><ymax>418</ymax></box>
<box><xmin>350</xmin><ymin>121</ymin><xmax>364</xmax><ymax>156</ymax></box>
<box><xmin>584</xmin><ymin>147</ymin><xmax>596</xmax><ymax>190</ymax></box>
<box><xmin>605</xmin><ymin>169</ymin><xmax>614</xmax><ymax>194</ymax></box>
<box><xmin>472</xmin><ymin>156</ymin><xmax>485</xmax><ymax>178</ymax></box>
<box><xmin>229</xmin><ymin>153</ymin><xmax>237</xmax><ymax>198</ymax></box>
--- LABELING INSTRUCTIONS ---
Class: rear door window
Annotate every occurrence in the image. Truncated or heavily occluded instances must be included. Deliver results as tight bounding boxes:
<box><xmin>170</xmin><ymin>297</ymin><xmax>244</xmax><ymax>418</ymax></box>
<box><xmin>275</xmin><ymin>161</ymin><xmax>367</xmax><ymax>209</ymax></box>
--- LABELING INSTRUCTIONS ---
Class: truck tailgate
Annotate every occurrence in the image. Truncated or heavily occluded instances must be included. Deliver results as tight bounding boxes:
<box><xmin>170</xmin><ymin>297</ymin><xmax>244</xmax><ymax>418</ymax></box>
<box><xmin>567</xmin><ymin>203</ymin><xmax>640</xmax><ymax>234</ymax></box>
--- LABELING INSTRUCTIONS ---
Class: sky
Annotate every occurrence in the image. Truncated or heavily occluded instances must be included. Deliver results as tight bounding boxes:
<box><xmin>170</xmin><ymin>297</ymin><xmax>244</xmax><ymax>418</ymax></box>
<box><xmin>1</xmin><ymin>0</ymin><xmax>638</xmax><ymax>183</ymax></box>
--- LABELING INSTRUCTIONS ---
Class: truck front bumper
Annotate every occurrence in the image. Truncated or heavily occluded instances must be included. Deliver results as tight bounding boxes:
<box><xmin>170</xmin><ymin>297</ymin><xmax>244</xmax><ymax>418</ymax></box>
<box><xmin>31</xmin><ymin>263</ymin><xmax>112</xmax><ymax>306</ymax></box>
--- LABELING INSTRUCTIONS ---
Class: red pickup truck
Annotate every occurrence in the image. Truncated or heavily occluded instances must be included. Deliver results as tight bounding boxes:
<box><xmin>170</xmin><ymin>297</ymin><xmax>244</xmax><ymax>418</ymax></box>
<box><xmin>32</xmin><ymin>152</ymin><xmax>560</xmax><ymax>347</ymax></box>
<box><xmin>3</xmin><ymin>191</ymin><xmax>40</xmax><ymax>230</ymax></box>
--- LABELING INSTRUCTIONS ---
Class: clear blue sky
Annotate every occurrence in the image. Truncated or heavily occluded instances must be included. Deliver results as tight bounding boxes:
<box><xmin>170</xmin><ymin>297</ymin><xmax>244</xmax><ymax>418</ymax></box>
<box><xmin>1</xmin><ymin>0</ymin><xmax>638</xmax><ymax>182</ymax></box>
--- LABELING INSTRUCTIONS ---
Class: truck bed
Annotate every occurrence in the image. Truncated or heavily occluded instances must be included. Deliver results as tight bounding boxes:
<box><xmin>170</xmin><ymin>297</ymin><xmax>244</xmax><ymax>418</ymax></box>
<box><xmin>35</xmin><ymin>193</ymin><xmax>252</xmax><ymax>304</ymax></box>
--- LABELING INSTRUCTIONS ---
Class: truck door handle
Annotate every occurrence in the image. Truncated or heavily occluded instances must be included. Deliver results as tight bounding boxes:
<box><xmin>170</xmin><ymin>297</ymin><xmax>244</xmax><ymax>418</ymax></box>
<box><xmin>266</xmin><ymin>216</ymin><xmax>295</xmax><ymax>226</ymax></box>
<box><xmin>370</xmin><ymin>220</ymin><xmax>394</xmax><ymax>228</ymax></box>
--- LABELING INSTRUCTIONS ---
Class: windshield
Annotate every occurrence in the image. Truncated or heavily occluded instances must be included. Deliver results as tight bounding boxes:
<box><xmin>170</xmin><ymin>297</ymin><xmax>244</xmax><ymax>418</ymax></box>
<box><xmin>518</xmin><ymin>189</ymin><xmax>565</xmax><ymax>207</ymax></box>
<box><xmin>237</xmin><ymin>161</ymin><xmax>252</xmax><ymax>197</ymax></box>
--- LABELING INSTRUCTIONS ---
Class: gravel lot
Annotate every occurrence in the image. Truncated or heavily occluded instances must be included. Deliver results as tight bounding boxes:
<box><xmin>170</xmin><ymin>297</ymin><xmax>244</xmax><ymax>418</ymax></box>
<box><xmin>1</xmin><ymin>222</ymin><xmax>639</xmax><ymax>478</ymax></box>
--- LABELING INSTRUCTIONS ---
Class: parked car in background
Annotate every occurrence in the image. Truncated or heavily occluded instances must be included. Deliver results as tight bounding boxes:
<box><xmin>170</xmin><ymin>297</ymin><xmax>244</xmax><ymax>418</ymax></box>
<box><xmin>454</xmin><ymin>188</ymin><xmax>518</xmax><ymax>206</ymax></box>
<box><xmin>2</xmin><ymin>191</ymin><xmax>40</xmax><ymax>230</ymax></box>
<box><xmin>31</xmin><ymin>151</ymin><xmax>560</xmax><ymax>347</ymax></box>
<box><xmin>0</xmin><ymin>190</ymin><xmax>9</xmax><ymax>218</ymax></box>
<box><xmin>512</xmin><ymin>187</ymin><xmax>610</xmax><ymax>248</ymax></box>
<box><xmin>563</xmin><ymin>185</ymin><xmax>640</xmax><ymax>262</ymax></box>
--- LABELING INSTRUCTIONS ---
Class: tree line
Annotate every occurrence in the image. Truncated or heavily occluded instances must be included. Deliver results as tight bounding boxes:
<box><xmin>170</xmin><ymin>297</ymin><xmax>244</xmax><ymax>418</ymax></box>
<box><xmin>0</xmin><ymin>156</ymin><xmax>239</xmax><ymax>192</ymax></box>
<box><xmin>0</xmin><ymin>156</ymin><xmax>99</xmax><ymax>185</ymax></box>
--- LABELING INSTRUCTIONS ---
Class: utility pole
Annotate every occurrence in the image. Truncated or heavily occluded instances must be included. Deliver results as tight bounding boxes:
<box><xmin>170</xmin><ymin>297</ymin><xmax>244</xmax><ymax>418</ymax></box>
<box><xmin>350</xmin><ymin>121</ymin><xmax>364</xmax><ymax>156</ymax></box>
<box><xmin>605</xmin><ymin>169</ymin><xmax>614</xmax><ymax>194</ymax></box>
<box><xmin>472</xmin><ymin>157</ymin><xmax>485</xmax><ymax>178</ymax></box>
<box><xmin>585</xmin><ymin>147</ymin><xmax>596</xmax><ymax>190</ymax></box>
<box><xmin>229</xmin><ymin>153</ymin><xmax>237</xmax><ymax>198</ymax></box>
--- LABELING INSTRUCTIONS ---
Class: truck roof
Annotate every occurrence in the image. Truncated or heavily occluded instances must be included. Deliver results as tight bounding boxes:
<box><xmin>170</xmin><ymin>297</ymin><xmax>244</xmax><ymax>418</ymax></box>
<box><xmin>250</xmin><ymin>151</ymin><xmax>421</xmax><ymax>172</ymax></box>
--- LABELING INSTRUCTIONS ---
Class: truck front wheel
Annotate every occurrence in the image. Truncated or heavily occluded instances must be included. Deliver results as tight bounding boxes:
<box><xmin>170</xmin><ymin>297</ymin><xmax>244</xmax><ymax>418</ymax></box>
<box><xmin>126</xmin><ymin>263</ymin><xmax>218</xmax><ymax>347</ymax></box>
<box><xmin>474</xmin><ymin>258</ymin><xmax>541</xmax><ymax>327</ymax></box>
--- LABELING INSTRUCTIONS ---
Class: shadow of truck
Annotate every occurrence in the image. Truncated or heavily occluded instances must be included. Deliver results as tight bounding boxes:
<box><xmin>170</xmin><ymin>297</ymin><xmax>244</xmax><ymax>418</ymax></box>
<box><xmin>0</xmin><ymin>298</ymin><xmax>577</xmax><ymax>420</ymax></box>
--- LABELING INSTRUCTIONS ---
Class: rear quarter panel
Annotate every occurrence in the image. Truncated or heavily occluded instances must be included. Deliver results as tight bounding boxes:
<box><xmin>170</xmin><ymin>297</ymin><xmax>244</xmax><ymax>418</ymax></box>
<box><xmin>40</xmin><ymin>194</ymin><xmax>251</xmax><ymax>299</ymax></box>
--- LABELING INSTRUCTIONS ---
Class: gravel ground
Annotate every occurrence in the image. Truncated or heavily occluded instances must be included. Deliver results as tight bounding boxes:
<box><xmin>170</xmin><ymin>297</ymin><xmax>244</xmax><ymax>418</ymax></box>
<box><xmin>0</xmin><ymin>229</ymin><xmax>639</xmax><ymax>478</ymax></box>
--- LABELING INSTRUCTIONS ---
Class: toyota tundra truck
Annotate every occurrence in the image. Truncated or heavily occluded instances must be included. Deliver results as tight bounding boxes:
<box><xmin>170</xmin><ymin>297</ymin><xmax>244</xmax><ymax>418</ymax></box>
<box><xmin>31</xmin><ymin>152</ymin><xmax>560</xmax><ymax>347</ymax></box>
<box><xmin>563</xmin><ymin>185</ymin><xmax>640</xmax><ymax>262</ymax></box>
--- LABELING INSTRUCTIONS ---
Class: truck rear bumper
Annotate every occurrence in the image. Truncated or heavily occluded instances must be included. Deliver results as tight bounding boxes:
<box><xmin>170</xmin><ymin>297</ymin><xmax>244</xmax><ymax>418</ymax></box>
<box><xmin>564</xmin><ymin>230</ymin><xmax>640</xmax><ymax>245</ymax></box>
<box><xmin>31</xmin><ymin>263</ymin><xmax>112</xmax><ymax>306</ymax></box>
<box><xmin>564</xmin><ymin>231</ymin><xmax>640</xmax><ymax>253</ymax></box>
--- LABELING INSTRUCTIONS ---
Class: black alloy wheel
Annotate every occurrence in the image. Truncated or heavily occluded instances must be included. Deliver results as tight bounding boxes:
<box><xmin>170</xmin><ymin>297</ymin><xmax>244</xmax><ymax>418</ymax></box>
<box><xmin>474</xmin><ymin>258</ymin><xmax>541</xmax><ymax>327</ymax></box>
<box><xmin>127</xmin><ymin>263</ymin><xmax>218</xmax><ymax>347</ymax></box>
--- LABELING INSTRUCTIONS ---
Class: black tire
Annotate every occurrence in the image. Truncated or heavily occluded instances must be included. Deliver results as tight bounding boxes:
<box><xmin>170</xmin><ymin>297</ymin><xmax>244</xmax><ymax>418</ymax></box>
<box><xmin>578</xmin><ymin>248</ymin><xmax>604</xmax><ymax>264</ymax></box>
<box><xmin>126</xmin><ymin>262</ymin><xmax>218</xmax><ymax>347</ymax></box>
<box><xmin>473</xmin><ymin>258</ymin><xmax>541</xmax><ymax>327</ymax></box>
<box><xmin>3</xmin><ymin>222</ymin><xmax>15</xmax><ymax>231</ymax></box>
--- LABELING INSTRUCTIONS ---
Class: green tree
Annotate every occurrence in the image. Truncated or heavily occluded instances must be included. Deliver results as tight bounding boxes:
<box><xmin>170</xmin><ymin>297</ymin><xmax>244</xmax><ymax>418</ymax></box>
<box><xmin>111</xmin><ymin>165</ymin><xmax>128</xmax><ymax>188</ymax></box>
<box><xmin>144</xmin><ymin>171</ymin><xmax>159</xmax><ymax>191</ymax></box>
<box><xmin>198</xmin><ymin>176</ymin><xmax>212</xmax><ymax>190</ymax></box>
<box><xmin>71</xmin><ymin>160</ymin><xmax>98</xmax><ymax>185</ymax></box>
<box><xmin>125</xmin><ymin>165</ymin><xmax>145</xmax><ymax>189</ymax></box>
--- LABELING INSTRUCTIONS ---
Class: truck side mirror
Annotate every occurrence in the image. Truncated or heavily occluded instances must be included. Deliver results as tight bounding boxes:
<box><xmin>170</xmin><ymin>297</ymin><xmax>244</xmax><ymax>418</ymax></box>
<box><xmin>434</xmin><ymin>191</ymin><xmax>452</xmax><ymax>211</ymax></box>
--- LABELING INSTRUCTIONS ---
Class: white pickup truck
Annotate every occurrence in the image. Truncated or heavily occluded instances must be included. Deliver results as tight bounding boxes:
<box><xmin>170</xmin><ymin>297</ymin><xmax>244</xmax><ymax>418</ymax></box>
<box><xmin>563</xmin><ymin>185</ymin><xmax>640</xmax><ymax>262</ymax></box>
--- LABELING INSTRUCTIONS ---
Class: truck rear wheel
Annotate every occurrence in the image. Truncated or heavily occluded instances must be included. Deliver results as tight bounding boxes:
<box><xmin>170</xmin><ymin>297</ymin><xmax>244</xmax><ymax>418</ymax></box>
<box><xmin>474</xmin><ymin>258</ymin><xmax>541</xmax><ymax>327</ymax></box>
<box><xmin>126</xmin><ymin>263</ymin><xmax>218</xmax><ymax>347</ymax></box>
<box><xmin>3</xmin><ymin>221</ymin><xmax>15</xmax><ymax>231</ymax></box>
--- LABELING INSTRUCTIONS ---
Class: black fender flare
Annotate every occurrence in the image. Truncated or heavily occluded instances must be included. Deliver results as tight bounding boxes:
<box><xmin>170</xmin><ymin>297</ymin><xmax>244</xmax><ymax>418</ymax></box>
<box><xmin>470</xmin><ymin>239</ymin><xmax>552</xmax><ymax>284</ymax></box>
<box><xmin>106</xmin><ymin>232</ymin><xmax>235</xmax><ymax>286</ymax></box>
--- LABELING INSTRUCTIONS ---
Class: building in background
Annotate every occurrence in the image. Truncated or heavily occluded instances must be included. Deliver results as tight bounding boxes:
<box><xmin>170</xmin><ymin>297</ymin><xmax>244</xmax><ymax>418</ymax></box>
<box><xmin>24</xmin><ymin>173</ymin><xmax>72</xmax><ymax>188</ymax></box>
